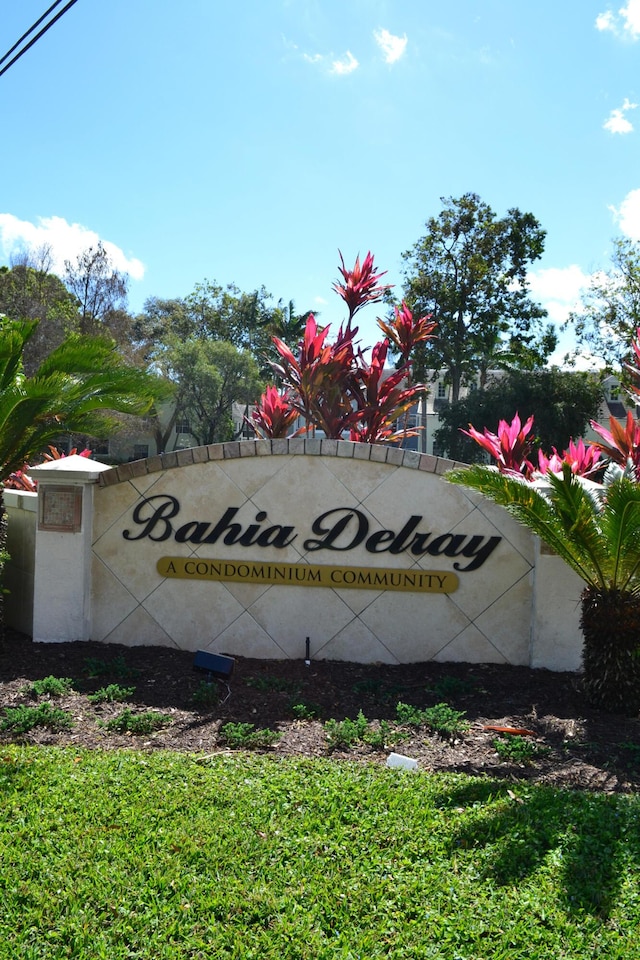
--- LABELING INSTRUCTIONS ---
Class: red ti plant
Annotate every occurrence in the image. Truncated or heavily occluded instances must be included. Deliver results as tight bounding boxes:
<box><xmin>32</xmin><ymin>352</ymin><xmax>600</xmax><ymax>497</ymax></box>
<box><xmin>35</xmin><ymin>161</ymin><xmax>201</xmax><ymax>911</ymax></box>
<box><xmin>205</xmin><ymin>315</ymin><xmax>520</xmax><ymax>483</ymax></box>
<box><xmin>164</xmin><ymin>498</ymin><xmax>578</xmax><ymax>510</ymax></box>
<box><xmin>590</xmin><ymin>410</ymin><xmax>640</xmax><ymax>474</ymax></box>
<box><xmin>333</xmin><ymin>251</ymin><xmax>392</xmax><ymax>322</ymax></box>
<box><xmin>377</xmin><ymin>300</ymin><xmax>437</xmax><ymax>440</ymax></box>
<box><xmin>461</xmin><ymin>413</ymin><xmax>536</xmax><ymax>478</ymax></box>
<box><xmin>537</xmin><ymin>438</ymin><xmax>602</xmax><ymax>478</ymax></box>
<box><xmin>349</xmin><ymin>341</ymin><xmax>426</xmax><ymax>444</ymax></box>
<box><xmin>4</xmin><ymin>445</ymin><xmax>91</xmax><ymax>492</ymax></box>
<box><xmin>271</xmin><ymin>314</ymin><xmax>361</xmax><ymax>438</ymax></box>
<box><xmin>377</xmin><ymin>301</ymin><xmax>437</xmax><ymax>365</ymax></box>
<box><xmin>263</xmin><ymin>251</ymin><xmax>431</xmax><ymax>442</ymax></box>
<box><xmin>247</xmin><ymin>385</ymin><xmax>301</xmax><ymax>440</ymax></box>
<box><xmin>462</xmin><ymin>415</ymin><xmax>603</xmax><ymax>481</ymax></box>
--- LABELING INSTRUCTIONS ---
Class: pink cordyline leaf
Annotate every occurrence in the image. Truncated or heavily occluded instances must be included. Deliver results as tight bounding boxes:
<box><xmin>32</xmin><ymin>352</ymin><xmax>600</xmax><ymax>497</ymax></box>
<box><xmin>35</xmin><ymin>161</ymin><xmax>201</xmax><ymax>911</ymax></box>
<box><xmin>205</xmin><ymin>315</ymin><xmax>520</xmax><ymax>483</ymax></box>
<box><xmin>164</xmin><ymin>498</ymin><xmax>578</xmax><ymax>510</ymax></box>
<box><xmin>248</xmin><ymin>385</ymin><xmax>301</xmax><ymax>439</ymax></box>
<box><xmin>333</xmin><ymin>251</ymin><xmax>392</xmax><ymax>320</ymax></box>
<box><xmin>3</xmin><ymin>445</ymin><xmax>92</xmax><ymax>491</ymax></box>
<box><xmin>377</xmin><ymin>301</ymin><xmax>437</xmax><ymax>364</ymax></box>
<box><xmin>537</xmin><ymin>438</ymin><xmax>602</xmax><ymax>477</ymax></box>
<box><xmin>590</xmin><ymin>411</ymin><xmax>640</xmax><ymax>471</ymax></box>
<box><xmin>462</xmin><ymin>412</ymin><xmax>536</xmax><ymax>478</ymax></box>
<box><xmin>271</xmin><ymin>315</ymin><xmax>361</xmax><ymax>437</ymax></box>
<box><xmin>4</xmin><ymin>467</ymin><xmax>37</xmax><ymax>492</ymax></box>
<box><xmin>350</xmin><ymin>339</ymin><xmax>426</xmax><ymax>443</ymax></box>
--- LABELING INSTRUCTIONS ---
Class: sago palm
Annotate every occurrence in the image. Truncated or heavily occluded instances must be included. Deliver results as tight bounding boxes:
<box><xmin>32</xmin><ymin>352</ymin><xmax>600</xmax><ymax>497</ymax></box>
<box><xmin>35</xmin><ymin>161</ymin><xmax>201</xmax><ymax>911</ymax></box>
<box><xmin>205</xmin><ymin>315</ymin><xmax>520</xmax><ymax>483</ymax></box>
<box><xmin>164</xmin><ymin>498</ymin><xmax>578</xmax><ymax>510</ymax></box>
<box><xmin>0</xmin><ymin>317</ymin><xmax>169</xmax><ymax>634</ymax></box>
<box><xmin>0</xmin><ymin>318</ymin><xmax>164</xmax><ymax>479</ymax></box>
<box><xmin>447</xmin><ymin>463</ymin><xmax>640</xmax><ymax>713</ymax></box>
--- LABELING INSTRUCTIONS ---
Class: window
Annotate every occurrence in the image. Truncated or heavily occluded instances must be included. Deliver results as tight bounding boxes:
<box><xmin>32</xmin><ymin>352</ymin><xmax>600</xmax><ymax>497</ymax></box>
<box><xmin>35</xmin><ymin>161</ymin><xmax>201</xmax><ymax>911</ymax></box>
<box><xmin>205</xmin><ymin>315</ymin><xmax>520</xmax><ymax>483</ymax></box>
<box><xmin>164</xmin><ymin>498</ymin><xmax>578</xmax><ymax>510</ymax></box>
<box><xmin>175</xmin><ymin>419</ymin><xmax>191</xmax><ymax>435</ymax></box>
<box><xmin>437</xmin><ymin>382</ymin><xmax>447</xmax><ymax>399</ymax></box>
<box><xmin>89</xmin><ymin>440</ymin><xmax>110</xmax><ymax>456</ymax></box>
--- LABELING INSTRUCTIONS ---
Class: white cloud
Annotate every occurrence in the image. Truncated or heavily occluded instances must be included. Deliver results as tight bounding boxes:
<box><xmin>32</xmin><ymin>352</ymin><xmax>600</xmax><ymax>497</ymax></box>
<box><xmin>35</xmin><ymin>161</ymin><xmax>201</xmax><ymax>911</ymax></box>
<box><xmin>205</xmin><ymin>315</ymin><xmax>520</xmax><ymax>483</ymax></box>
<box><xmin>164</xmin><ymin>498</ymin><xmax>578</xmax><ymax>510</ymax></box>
<box><xmin>603</xmin><ymin>98</ymin><xmax>638</xmax><ymax>133</ymax></box>
<box><xmin>595</xmin><ymin>1</ymin><xmax>640</xmax><ymax>38</ymax></box>
<box><xmin>528</xmin><ymin>265</ymin><xmax>600</xmax><ymax>369</ymax></box>
<box><xmin>0</xmin><ymin>214</ymin><xmax>145</xmax><ymax>280</ymax></box>
<box><xmin>373</xmin><ymin>28</ymin><xmax>408</xmax><ymax>64</ymax></box>
<box><xmin>528</xmin><ymin>264</ymin><xmax>590</xmax><ymax>325</ymax></box>
<box><xmin>610</xmin><ymin>187</ymin><xmax>640</xmax><ymax>238</ymax></box>
<box><xmin>621</xmin><ymin>0</ymin><xmax>640</xmax><ymax>36</ymax></box>
<box><xmin>595</xmin><ymin>10</ymin><xmax>616</xmax><ymax>31</ymax></box>
<box><xmin>330</xmin><ymin>51</ymin><xmax>358</xmax><ymax>75</ymax></box>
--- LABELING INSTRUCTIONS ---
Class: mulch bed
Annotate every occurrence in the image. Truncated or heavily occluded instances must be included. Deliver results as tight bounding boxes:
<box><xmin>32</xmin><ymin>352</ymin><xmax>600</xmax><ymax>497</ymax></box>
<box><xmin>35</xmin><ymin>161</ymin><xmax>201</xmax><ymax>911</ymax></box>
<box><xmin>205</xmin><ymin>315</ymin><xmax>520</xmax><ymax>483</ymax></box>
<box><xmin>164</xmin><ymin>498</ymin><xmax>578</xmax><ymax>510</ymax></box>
<box><xmin>1</xmin><ymin>630</ymin><xmax>639</xmax><ymax>794</ymax></box>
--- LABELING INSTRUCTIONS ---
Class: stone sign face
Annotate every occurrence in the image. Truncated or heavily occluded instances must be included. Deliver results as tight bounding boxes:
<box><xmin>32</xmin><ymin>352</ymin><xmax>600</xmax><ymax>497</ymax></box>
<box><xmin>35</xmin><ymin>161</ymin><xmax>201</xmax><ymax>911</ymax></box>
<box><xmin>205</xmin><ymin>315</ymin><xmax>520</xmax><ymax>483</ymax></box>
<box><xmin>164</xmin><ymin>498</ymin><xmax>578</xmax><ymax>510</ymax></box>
<box><xmin>90</xmin><ymin>441</ymin><xmax>535</xmax><ymax>664</ymax></box>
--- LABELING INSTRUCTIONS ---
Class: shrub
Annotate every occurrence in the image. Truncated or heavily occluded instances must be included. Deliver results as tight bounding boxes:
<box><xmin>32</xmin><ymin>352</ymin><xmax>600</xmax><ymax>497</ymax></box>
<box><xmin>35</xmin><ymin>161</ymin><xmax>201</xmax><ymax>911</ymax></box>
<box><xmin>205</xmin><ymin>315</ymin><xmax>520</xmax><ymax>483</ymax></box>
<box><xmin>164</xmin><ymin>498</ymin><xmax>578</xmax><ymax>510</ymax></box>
<box><xmin>84</xmin><ymin>655</ymin><xmax>139</xmax><ymax>680</ymax></box>
<box><xmin>493</xmin><ymin>734</ymin><xmax>549</xmax><ymax>764</ymax></box>
<box><xmin>290</xmin><ymin>701</ymin><xmax>321</xmax><ymax>720</ymax></box>
<box><xmin>190</xmin><ymin>681</ymin><xmax>220</xmax><ymax>708</ymax></box>
<box><xmin>426</xmin><ymin>675</ymin><xmax>475</xmax><ymax>699</ymax></box>
<box><xmin>219</xmin><ymin>722</ymin><xmax>281</xmax><ymax>749</ymax></box>
<box><xmin>27</xmin><ymin>676</ymin><xmax>74</xmax><ymax>698</ymax></box>
<box><xmin>105</xmin><ymin>709</ymin><xmax>172</xmax><ymax>735</ymax></box>
<box><xmin>88</xmin><ymin>684</ymin><xmax>136</xmax><ymax>704</ymax></box>
<box><xmin>1</xmin><ymin>703</ymin><xmax>74</xmax><ymax>733</ymax></box>
<box><xmin>324</xmin><ymin>710</ymin><xmax>370</xmax><ymax>748</ymax></box>
<box><xmin>396</xmin><ymin>701</ymin><xmax>469</xmax><ymax>737</ymax></box>
<box><xmin>245</xmin><ymin>675</ymin><xmax>299</xmax><ymax>693</ymax></box>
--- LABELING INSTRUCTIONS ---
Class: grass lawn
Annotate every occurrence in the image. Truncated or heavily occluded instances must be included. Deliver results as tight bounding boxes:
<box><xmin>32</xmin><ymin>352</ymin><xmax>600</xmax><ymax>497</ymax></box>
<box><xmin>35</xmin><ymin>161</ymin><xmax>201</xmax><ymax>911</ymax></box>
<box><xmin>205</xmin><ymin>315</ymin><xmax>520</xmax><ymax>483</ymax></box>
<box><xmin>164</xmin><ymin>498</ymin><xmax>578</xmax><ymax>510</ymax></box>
<box><xmin>1</xmin><ymin>747</ymin><xmax>639</xmax><ymax>959</ymax></box>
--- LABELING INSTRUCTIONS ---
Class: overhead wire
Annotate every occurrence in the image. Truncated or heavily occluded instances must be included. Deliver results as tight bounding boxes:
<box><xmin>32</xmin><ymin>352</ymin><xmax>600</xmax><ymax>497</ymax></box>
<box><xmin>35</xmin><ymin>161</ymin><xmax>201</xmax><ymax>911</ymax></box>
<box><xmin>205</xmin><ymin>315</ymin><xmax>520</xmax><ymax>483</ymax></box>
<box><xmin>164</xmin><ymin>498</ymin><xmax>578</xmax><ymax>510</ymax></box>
<box><xmin>0</xmin><ymin>0</ymin><xmax>80</xmax><ymax>80</ymax></box>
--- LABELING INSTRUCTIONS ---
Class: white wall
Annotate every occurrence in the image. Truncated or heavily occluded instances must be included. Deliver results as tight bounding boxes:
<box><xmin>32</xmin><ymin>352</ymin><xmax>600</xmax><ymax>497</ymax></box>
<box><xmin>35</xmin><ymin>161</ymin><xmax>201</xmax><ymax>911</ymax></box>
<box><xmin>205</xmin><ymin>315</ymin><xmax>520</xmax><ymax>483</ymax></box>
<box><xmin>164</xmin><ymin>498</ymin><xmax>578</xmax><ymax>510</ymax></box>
<box><xmin>4</xmin><ymin>490</ymin><xmax>37</xmax><ymax>637</ymax></box>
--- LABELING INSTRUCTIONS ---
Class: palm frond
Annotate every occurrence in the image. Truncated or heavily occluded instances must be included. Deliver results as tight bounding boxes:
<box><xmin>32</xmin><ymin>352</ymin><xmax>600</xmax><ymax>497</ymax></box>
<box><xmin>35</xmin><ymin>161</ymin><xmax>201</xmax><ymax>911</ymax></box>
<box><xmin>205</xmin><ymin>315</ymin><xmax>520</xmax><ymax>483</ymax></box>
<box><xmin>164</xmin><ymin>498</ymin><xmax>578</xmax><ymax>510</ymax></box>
<box><xmin>599</xmin><ymin>478</ymin><xmax>640</xmax><ymax>594</ymax></box>
<box><xmin>446</xmin><ymin>465</ymin><xmax>608</xmax><ymax>589</ymax></box>
<box><xmin>0</xmin><ymin>319</ymin><xmax>170</xmax><ymax>479</ymax></box>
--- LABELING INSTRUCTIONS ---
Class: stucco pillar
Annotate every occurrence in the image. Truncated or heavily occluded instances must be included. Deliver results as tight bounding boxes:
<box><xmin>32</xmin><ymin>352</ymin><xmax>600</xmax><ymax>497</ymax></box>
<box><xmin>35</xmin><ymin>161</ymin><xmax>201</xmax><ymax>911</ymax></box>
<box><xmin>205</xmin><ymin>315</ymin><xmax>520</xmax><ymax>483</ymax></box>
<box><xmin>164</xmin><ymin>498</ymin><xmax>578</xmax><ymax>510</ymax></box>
<box><xmin>31</xmin><ymin>455</ymin><xmax>112</xmax><ymax>643</ymax></box>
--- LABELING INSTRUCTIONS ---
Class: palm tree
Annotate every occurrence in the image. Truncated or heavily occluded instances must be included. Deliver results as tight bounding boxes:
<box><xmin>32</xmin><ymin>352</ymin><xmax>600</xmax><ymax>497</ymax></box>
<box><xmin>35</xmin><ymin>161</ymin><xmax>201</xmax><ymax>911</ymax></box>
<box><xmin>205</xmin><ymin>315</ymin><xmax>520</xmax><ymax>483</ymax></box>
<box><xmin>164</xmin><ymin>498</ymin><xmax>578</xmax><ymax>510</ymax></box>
<box><xmin>0</xmin><ymin>318</ymin><xmax>165</xmax><ymax>479</ymax></box>
<box><xmin>0</xmin><ymin>317</ymin><xmax>170</xmax><ymax>631</ymax></box>
<box><xmin>446</xmin><ymin>463</ymin><xmax>640</xmax><ymax>713</ymax></box>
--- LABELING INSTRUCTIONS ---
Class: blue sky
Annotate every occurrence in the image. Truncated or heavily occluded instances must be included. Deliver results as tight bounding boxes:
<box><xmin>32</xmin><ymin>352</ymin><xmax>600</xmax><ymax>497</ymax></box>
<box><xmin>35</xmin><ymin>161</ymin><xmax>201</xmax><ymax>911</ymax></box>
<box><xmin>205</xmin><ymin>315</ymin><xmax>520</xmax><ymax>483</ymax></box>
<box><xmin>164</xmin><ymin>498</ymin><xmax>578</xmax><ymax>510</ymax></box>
<box><xmin>1</xmin><ymin>0</ymin><xmax>640</xmax><ymax>362</ymax></box>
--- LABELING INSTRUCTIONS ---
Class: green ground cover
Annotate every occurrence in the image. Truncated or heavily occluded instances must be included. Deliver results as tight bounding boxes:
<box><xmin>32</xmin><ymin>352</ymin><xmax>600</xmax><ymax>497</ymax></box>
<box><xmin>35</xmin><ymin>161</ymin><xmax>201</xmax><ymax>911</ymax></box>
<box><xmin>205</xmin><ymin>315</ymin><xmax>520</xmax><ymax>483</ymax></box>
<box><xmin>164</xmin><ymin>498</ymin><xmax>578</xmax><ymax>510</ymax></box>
<box><xmin>1</xmin><ymin>747</ymin><xmax>638</xmax><ymax>959</ymax></box>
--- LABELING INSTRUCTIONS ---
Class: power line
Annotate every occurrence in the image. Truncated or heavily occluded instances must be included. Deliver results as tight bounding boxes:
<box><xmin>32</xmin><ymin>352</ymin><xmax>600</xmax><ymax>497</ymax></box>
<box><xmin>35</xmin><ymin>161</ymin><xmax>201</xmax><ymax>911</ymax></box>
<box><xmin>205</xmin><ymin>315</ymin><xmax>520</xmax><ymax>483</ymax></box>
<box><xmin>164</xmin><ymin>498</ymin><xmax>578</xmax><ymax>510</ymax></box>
<box><xmin>0</xmin><ymin>0</ymin><xmax>80</xmax><ymax>80</ymax></box>
<box><xmin>0</xmin><ymin>0</ymin><xmax>67</xmax><ymax>68</ymax></box>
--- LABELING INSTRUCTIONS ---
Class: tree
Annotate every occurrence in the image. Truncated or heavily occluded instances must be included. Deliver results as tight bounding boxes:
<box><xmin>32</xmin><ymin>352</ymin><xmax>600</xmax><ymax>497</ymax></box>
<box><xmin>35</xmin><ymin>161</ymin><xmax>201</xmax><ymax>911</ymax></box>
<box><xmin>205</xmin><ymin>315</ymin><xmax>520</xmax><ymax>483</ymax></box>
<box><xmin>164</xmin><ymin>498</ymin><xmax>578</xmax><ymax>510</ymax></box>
<box><xmin>133</xmin><ymin>282</ymin><xmax>284</xmax><ymax>374</ymax></box>
<box><xmin>434</xmin><ymin>368</ymin><xmax>604</xmax><ymax>462</ymax></box>
<box><xmin>133</xmin><ymin>283</ymin><xmax>296</xmax><ymax>445</ymax></box>
<box><xmin>270</xmin><ymin>300</ymin><xmax>316</xmax><ymax>344</ymax></box>
<box><xmin>566</xmin><ymin>237</ymin><xmax>640</xmax><ymax>374</ymax></box>
<box><xmin>0</xmin><ymin>247</ymin><xmax>78</xmax><ymax>374</ymax></box>
<box><xmin>401</xmin><ymin>193</ymin><xmax>557</xmax><ymax>401</ymax></box>
<box><xmin>63</xmin><ymin>242</ymin><xmax>131</xmax><ymax>340</ymax></box>
<box><xmin>162</xmin><ymin>339</ymin><xmax>264</xmax><ymax>446</ymax></box>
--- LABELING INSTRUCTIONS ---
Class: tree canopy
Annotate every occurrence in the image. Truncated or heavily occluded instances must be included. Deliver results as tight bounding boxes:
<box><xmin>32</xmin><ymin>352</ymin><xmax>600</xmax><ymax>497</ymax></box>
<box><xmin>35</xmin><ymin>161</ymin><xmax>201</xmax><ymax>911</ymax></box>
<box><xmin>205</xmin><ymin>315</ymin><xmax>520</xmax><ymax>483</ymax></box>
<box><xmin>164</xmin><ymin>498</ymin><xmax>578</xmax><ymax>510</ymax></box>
<box><xmin>159</xmin><ymin>338</ymin><xmax>264</xmax><ymax>447</ymax></box>
<box><xmin>434</xmin><ymin>368</ymin><xmax>604</xmax><ymax>462</ymax></box>
<box><xmin>133</xmin><ymin>282</ymin><xmax>279</xmax><ymax>361</ymax></box>
<box><xmin>401</xmin><ymin>193</ymin><xmax>557</xmax><ymax>401</ymax></box>
<box><xmin>566</xmin><ymin>237</ymin><xmax>640</xmax><ymax>375</ymax></box>
<box><xmin>0</xmin><ymin>254</ymin><xmax>78</xmax><ymax>375</ymax></box>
